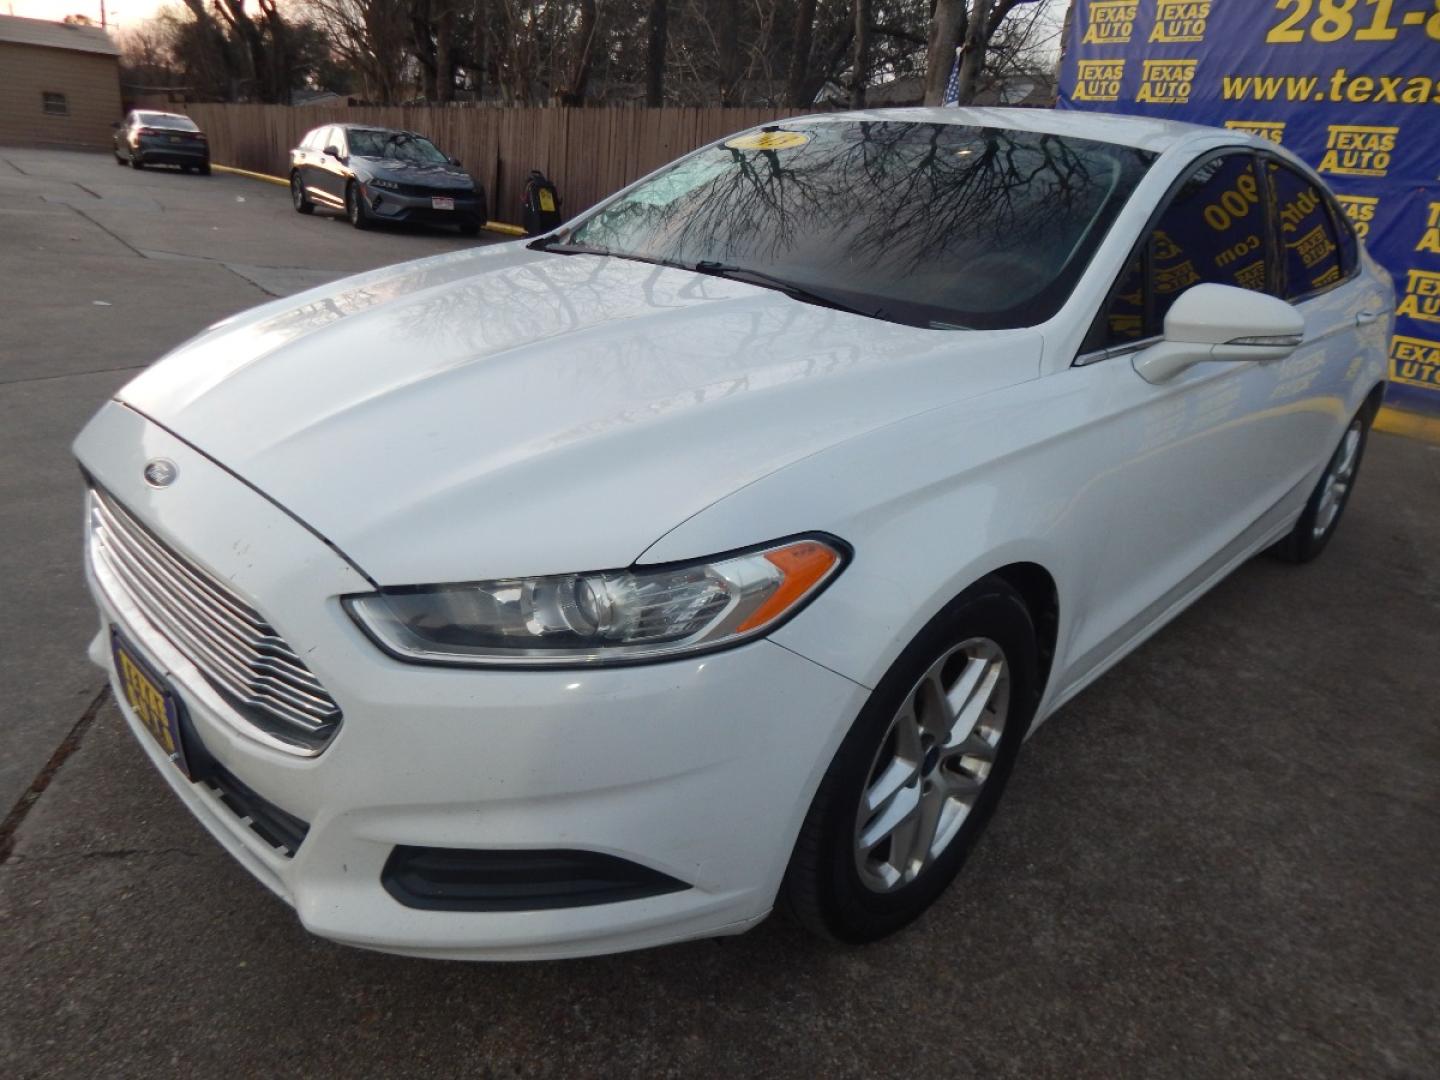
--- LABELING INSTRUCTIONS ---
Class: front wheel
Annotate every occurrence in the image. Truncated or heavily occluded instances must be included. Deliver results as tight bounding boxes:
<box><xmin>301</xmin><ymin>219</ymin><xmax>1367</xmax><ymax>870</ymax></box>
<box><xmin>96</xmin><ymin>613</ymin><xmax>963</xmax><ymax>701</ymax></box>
<box><xmin>291</xmin><ymin>172</ymin><xmax>314</xmax><ymax>214</ymax></box>
<box><xmin>345</xmin><ymin>182</ymin><xmax>371</xmax><ymax>230</ymax></box>
<box><xmin>782</xmin><ymin>579</ymin><xmax>1038</xmax><ymax>943</ymax></box>
<box><xmin>1269</xmin><ymin>405</ymin><xmax>1372</xmax><ymax>564</ymax></box>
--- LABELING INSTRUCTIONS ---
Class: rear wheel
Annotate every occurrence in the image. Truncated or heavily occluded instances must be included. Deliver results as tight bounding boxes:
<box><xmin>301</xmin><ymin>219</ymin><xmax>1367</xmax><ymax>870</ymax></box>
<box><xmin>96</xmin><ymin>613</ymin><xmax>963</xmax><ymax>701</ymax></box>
<box><xmin>291</xmin><ymin>172</ymin><xmax>315</xmax><ymax>215</ymax></box>
<box><xmin>1270</xmin><ymin>405</ymin><xmax>1372</xmax><ymax>564</ymax></box>
<box><xmin>198</xmin><ymin>161</ymin><xmax>211</xmax><ymax>176</ymax></box>
<box><xmin>129</xmin><ymin>150</ymin><xmax>143</xmax><ymax>170</ymax></box>
<box><xmin>346</xmin><ymin>182</ymin><xmax>372</xmax><ymax>230</ymax></box>
<box><xmin>457</xmin><ymin>220</ymin><xmax>481</xmax><ymax>236</ymax></box>
<box><xmin>782</xmin><ymin>579</ymin><xmax>1038</xmax><ymax>943</ymax></box>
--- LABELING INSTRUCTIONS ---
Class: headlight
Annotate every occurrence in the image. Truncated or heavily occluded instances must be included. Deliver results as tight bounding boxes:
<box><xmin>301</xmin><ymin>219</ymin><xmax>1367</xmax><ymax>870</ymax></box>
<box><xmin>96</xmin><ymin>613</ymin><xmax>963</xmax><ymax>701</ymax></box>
<box><xmin>368</xmin><ymin>177</ymin><xmax>400</xmax><ymax>191</ymax></box>
<box><xmin>345</xmin><ymin>536</ymin><xmax>846</xmax><ymax>667</ymax></box>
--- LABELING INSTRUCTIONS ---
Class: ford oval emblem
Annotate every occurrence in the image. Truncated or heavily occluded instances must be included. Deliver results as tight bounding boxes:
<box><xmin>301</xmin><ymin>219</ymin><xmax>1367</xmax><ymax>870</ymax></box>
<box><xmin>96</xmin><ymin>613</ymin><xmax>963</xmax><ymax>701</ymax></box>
<box><xmin>143</xmin><ymin>458</ymin><xmax>178</xmax><ymax>488</ymax></box>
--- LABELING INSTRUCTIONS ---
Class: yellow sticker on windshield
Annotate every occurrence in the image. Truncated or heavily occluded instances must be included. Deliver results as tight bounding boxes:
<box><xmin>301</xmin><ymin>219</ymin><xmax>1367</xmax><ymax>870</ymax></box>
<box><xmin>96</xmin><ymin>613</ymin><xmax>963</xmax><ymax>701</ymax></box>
<box><xmin>724</xmin><ymin>130</ymin><xmax>810</xmax><ymax>151</ymax></box>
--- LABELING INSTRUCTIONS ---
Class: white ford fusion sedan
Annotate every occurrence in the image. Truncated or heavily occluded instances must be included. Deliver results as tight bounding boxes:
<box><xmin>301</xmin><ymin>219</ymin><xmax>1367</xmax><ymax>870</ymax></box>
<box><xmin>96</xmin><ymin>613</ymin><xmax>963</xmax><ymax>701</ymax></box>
<box><xmin>76</xmin><ymin>107</ymin><xmax>1392</xmax><ymax>960</ymax></box>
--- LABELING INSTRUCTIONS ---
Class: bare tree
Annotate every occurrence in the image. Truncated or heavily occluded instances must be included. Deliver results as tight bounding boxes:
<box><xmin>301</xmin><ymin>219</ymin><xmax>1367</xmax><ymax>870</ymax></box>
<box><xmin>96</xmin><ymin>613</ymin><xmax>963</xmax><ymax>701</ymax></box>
<box><xmin>305</xmin><ymin>0</ymin><xmax>411</xmax><ymax>103</ymax></box>
<box><xmin>923</xmin><ymin>0</ymin><xmax>1045</xmax><ymax>106</ymax></box>
<box><xmin>850</xmin><ymin>0</ymin><xmax>870</xmax><ymax>106</ymax></box>
<box><xmin>645</xmin><ymin>0</ymin><xmax>668</xmax><ymax>104</ymax></box>
<box><xmin>785</xmin><ymin>0</ymin><xmax>817</xmax><ymax>105</ymax></box>
<box><xmin>554</xmin><ymin>0</ymin><xmax>598</xmax><ymax>103</ymax></box>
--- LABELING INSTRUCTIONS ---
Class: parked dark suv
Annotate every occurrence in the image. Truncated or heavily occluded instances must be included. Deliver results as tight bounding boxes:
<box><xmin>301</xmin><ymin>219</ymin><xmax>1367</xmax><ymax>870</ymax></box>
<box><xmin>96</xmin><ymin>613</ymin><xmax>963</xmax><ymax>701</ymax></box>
<box><xmin>290</xmin><ymin>124</ymin><xmax>486</xmax><ymax>235</ymax></box>
<box><xmin>113</xmin><ymin>111</ymin><xmax>210</xmax><ymax>173</ymax></box>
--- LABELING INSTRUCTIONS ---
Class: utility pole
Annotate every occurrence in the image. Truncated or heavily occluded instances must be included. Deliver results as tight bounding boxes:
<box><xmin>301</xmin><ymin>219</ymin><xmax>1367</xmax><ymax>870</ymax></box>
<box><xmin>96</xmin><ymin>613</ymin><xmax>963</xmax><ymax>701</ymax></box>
<box><xmin>100</xmin><ymin>1</ymin><xmax>108</xmax><ymax>28</ymax></box>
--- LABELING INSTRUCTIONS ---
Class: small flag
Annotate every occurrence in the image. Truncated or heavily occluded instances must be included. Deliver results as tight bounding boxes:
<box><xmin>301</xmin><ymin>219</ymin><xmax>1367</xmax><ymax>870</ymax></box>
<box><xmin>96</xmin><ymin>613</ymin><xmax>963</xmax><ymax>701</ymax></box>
<box><xmin>943</xmin><ymin>46</ymin><xmax>962</xmax><ymax>106</ymax></box>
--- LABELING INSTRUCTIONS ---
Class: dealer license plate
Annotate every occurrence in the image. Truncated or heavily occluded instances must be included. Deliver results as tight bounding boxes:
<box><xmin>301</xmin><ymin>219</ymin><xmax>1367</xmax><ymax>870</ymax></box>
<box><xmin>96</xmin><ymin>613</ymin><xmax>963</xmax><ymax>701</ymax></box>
<box><xmin>431</xmin><ymin>196</ymin><xmax>455</xmax><ymax>211</ymax></box>
<box><xmin>111</xmin><ymin>627</ymin><xmax>190</xmax><ymax>777</ymax></box>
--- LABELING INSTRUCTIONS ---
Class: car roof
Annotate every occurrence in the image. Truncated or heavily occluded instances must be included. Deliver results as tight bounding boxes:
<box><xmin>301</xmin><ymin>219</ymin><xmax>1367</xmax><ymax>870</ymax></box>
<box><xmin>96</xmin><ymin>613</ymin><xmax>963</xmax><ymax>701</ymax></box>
<box><xmin>786</xmin><ymin>106</ymin><xmax>1246</xmax><ymax>155</ymax></box>
<box><xmin>332</xmin><ymin>124</ymin><xmax>415</xmax><ymax>135</ymax></box>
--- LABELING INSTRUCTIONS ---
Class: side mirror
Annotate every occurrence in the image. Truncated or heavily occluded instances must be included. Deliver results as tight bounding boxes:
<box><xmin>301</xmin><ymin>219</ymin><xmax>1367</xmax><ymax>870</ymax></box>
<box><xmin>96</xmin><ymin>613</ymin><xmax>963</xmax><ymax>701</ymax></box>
<box><xmin>449</xmin><ymin>156</ymin><xmax>462</xmax><ymax>167</ymax></box>
<box><xmin>324</xmin><ymin>145</ymin><xmax>341</xmax><ymax>159</ymax></box>
<box><xmin>1133</xmin><ymin>283</ymin><xmax>1304</xmax><ymax>384</ymax></box>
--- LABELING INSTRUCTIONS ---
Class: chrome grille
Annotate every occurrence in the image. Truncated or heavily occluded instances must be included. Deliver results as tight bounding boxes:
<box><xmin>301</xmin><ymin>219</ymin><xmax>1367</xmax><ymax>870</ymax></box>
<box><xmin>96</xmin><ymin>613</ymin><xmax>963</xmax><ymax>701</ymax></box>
<box><xmin>89</xmin><ymin>488</ymin><xmax>342</xmax><ymax>751</ymax></box>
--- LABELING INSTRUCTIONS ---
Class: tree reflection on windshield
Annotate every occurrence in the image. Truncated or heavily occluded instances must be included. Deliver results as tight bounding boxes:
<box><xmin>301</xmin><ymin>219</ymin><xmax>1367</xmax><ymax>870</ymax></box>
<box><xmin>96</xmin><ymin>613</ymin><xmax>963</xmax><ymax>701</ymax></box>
<box><xmin>569</xmin><ymin>122</ymin><xmax>1152</xmax><ymax>330</ymax></box>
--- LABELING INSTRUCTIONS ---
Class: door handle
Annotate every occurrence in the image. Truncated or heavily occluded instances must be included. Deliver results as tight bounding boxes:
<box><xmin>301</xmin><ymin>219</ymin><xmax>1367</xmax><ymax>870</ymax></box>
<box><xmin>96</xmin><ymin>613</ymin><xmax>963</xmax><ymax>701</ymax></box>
<box><xmin>1355</xmin><ymin>310</ymin><xmax>1382</xmax><ymax>326</ymax></box>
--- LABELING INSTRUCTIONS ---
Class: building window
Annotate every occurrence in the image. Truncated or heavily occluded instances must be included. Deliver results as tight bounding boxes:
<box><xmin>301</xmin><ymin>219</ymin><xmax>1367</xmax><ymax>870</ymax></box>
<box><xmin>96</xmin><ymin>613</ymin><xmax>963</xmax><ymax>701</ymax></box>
<box><xmin>42</xmin><ymin>92</ymin><xmax>69</xmax><ymax>116</ymax></box>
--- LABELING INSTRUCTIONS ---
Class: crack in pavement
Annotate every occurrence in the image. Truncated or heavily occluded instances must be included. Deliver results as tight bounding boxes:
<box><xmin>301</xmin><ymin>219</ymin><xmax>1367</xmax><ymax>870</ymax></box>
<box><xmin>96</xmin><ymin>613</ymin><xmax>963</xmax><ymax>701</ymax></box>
<box><xmin>0</xmin><ymin>686</ymin><xmax>111</xmax><ymax>865</ymax></box>
<box><xmin>6</xmin><ymin>847</ymin><xmax>200</xmax><ymax>867</ymax></box>
<box><xmin>65</xmin><ymin>204</ymin><xmax>146</xmax><ymax>258</ymax></box>
<box><xmin>0</xmin><ymin>364</ymin><xmax>146</xmax><ymax>389</ymax></box>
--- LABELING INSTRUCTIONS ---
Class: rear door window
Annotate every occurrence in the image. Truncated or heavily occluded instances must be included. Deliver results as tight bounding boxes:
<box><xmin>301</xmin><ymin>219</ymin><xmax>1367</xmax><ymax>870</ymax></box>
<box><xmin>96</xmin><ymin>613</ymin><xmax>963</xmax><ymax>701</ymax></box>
<box><xmin>1267</xmin><ymin>160</ymin><xmax>1344</xmax><ymax>298</ymax></box>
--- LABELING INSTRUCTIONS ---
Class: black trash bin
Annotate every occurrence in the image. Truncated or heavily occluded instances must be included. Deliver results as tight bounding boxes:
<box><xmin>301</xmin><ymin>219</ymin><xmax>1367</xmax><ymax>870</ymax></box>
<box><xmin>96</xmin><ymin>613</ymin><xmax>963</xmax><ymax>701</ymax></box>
<box><xmin>522</xmin><ymin>170</ymin><xmax>563</xmax><ymax>236</ymax></box>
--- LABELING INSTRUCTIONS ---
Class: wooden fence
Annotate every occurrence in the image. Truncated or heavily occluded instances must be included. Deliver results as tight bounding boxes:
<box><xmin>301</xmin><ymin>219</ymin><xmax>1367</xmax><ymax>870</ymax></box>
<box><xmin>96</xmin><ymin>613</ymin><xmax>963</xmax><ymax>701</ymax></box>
<box><xmin>181</xmin><ymin>104</ymin><xmax>807</xmax><ymax>224</ymax></box>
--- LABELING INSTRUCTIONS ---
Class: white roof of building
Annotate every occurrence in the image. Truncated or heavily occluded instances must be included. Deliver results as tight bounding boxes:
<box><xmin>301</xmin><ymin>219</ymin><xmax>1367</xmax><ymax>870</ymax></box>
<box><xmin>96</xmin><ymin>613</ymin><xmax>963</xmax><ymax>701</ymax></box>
<box><xmin>0</xmin><ymin>14</ymin><xmax>120</xmax><ymax>57</ymax></box>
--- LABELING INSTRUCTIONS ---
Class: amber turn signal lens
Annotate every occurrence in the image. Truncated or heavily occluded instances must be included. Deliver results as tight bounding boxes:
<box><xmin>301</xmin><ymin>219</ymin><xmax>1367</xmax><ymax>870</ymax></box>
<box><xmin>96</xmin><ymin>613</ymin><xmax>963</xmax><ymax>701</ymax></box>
<box><xmin>735</xmin><ymin>541</ymin><xmax>841</xmax><ymax>633</ymax></box>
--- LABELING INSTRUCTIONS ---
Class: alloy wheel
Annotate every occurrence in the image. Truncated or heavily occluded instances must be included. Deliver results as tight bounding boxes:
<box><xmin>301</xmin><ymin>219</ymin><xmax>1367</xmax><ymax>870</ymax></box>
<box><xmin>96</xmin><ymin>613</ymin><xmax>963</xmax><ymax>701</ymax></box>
<box><xmin>291</xmin><ymin>175</ymin><xmax>304</xmax><ymax>210</ymax></box>
<box><xmin>1313</xmin><ymin>420</ymin><xmax>1363</xmax><ymax>540</ymax></box>
<box><xmin>853</xmin><ymin>637</ymin><xmax>1011</xmax><ymax>893</ymax></box>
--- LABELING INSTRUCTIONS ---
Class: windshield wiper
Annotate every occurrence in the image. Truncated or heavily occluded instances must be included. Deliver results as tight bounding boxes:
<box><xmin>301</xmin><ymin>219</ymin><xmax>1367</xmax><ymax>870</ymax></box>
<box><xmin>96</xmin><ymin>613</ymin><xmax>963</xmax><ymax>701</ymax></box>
<box><xmin>528</xmin><ymin>244</ymin><xmax>881</xmax><ymax>320</ymax></box>
<box><xmin>529</xmin><ymin>237</ymin><xmax>615</xmax><ymax>257</ymax></box>
<box><xmin>528</xmin><ymin>237</ymin><xmax>689</xmax><ymax>273</ymax></box>
<box><xmin>691</xmin><ymin>261</ymin><xmax>887</xmax><ymax>320</ymax></box>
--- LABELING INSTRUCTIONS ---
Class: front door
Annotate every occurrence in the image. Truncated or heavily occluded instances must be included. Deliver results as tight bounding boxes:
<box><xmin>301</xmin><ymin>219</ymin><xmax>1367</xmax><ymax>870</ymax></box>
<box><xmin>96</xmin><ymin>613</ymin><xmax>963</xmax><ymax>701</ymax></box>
<box><xmin>1060</xmin><ymin>150</ymin><xmax>1299</xmax><ymax>682</ymax></box>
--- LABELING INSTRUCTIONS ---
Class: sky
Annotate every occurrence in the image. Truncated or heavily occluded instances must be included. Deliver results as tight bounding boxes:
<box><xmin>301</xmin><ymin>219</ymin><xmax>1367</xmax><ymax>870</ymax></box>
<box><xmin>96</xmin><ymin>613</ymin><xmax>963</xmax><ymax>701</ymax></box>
<box><xmin>2</xmin><ymin>0</ymin><xmax>171</xmax><ymax>30</ymax></box>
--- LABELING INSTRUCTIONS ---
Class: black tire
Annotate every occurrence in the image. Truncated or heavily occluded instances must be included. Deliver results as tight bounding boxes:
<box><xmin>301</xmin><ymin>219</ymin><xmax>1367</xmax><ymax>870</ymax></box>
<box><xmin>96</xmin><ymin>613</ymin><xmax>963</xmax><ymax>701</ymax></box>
<box><xmin>346</xmin><ymin>182</ymin><xmax>372</xmax><ymax>230</ymax></box>
<box><xmin>291</xmin><ymin>172</ymin><xmax>315</xmax><ymax>215</ymax></box>
<box><xmin>782</xmin><ymin>578</ymin><xmax>1039</xmax><ymax>943</ymax></box>
<box><xmin>457</xmin><ymin>220</ymin><xmax>481</xmax><ymax>236</ymax></box>
<box><xmin>199</xmin><ymin>161</ymin><xmax>211</xmax><ymax>176</ymax></box>
<box><xmin>129</xmin><ymin>151</ymin><xmax>143</xmax><ymax>170</ymax></box>
<box><xmin>1269</xmin><ymin>403</ymin><xmax>1373</xmax><ymax>564</ymax></box>
<box><xmin>114</xmin><ymin>150</ymin><xmax>125</xmax><ymax>165</ymax></box>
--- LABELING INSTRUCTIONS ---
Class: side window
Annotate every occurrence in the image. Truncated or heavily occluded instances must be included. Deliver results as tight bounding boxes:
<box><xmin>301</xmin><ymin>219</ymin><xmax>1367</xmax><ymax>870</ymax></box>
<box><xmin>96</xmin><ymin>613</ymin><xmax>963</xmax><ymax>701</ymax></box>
<box><xmin>333</xmin><ymin>129</ymin><xmax>348</xmax><ymax>157</ymax></box>
<box><xmin>1267</xmin><ymin>161</ymin><xmax>1343</xmax><ymax>298</ymax></box>
<box><xmin>301</xmin><ymin>129</ymin><xmax>318</xmax><ymax>151</ymax></box>
<box><xmin>1151</xmin><ymin>154</ymin><xmax>1269</xmax><ymax>327</ymax></box>
<box><xmin>1092</xmin><ymin>153</ymin><xmax>1269</xmax><ymax>351</ymax></box>
<box><xmin>1328</xmin><ymin>195</ymin><xmax>1359</xmax><ymax>277</ymax></box>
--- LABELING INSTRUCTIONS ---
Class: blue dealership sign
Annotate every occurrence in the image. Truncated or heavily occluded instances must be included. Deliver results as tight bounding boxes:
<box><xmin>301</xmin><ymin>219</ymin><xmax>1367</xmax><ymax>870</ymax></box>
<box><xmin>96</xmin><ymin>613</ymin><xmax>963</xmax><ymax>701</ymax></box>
<box><xmin>1058</xmin><ymin>0</ymin><xmax>1440</xmax><ymax>415</ymax></box>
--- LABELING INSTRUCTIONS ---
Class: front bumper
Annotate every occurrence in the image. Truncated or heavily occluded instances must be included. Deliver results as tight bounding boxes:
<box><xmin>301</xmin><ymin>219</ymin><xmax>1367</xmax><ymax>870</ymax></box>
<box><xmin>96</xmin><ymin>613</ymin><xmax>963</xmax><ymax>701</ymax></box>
<box><xmin>361</xmin><ymin>184</ymin><xmax>484</xmax><ymax>226</ymax></box>
<box><xmin>75</xmin><ymin>401</ymin><xmax>867</xmax><ymax>960</ymax></box>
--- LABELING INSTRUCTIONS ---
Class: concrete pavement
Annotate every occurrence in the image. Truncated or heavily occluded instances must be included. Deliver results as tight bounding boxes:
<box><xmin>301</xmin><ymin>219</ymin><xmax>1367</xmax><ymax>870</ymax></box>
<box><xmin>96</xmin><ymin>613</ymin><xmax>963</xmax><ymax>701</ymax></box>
<box><xmin>0</xmin><ymin>147</ymin><xmax>498</xmax><ymax>814</ymax></box>
<box><xmin>2</xmin><ymin>148</ymin><xmax>1437</xmax><ymax>1079</ymax></box>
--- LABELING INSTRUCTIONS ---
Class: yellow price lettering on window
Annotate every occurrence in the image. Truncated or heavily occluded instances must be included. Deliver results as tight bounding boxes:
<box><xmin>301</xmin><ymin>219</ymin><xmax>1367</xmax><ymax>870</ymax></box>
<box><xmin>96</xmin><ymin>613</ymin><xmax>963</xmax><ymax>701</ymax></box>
<box><xmin>724</xmin><ymin>131</ymin><xmax>810</xmax><ymax>151</ymax></box>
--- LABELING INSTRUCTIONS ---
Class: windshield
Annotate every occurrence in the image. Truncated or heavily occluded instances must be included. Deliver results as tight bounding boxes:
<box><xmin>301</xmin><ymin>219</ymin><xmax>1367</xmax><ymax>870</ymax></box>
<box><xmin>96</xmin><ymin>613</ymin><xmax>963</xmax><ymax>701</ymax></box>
<box><xmin>563</xmin><ymin>121</ymin><xmax>1153</xmax><ymax>330</ymax></box>
<box><xmin>139</xmin><ymin>113</ymin><xmax>198</xmax><ymax>132</ymax></box>
<box><xmin>347</xmin><ymin>129</ymin><xmax>449</xmax><ymax>164</ymax></box>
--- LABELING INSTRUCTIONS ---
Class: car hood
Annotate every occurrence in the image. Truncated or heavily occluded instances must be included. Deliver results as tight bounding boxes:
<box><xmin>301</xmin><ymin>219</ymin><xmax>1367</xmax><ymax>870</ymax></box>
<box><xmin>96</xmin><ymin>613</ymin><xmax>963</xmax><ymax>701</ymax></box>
<box><xmin>117</xmin><ymin>244</ymin><xmax>1043</xmax><ymax>585</ymax></box>
<box><xmin>359</xmin><ymin>159</ymin><xmax>472</xmax><ymax>187</ymax></box>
